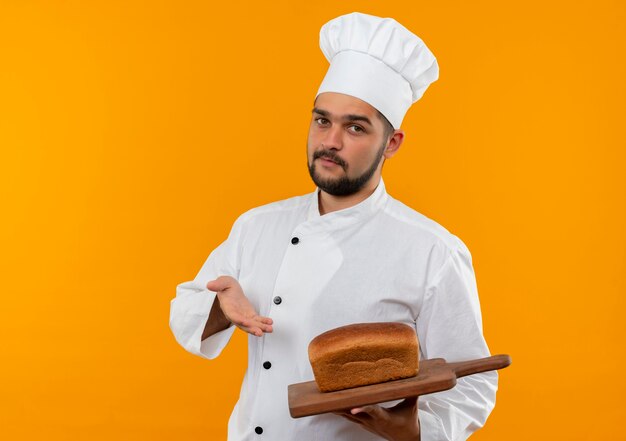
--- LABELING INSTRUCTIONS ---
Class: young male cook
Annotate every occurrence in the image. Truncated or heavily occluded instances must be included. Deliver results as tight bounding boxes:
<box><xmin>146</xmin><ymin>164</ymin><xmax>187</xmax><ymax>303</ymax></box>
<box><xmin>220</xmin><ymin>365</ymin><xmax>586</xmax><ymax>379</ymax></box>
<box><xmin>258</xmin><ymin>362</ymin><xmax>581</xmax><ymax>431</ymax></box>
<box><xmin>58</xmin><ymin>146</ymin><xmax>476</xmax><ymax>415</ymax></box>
<box><xmin>170</xmin><ymin>12</ymin><xmax>498</xmax><ymax>441</ymax></box>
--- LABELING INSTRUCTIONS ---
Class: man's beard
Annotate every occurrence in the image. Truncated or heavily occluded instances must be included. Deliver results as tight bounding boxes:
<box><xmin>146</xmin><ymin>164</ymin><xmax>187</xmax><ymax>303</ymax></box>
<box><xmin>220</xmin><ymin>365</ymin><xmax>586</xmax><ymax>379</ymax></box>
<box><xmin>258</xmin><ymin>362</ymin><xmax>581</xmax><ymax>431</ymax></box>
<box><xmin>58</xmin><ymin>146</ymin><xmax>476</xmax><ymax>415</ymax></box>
<box><xmin>307</xmin><ymin>142</ymin><xmax>386</xmax><ymax>196</ymax></box>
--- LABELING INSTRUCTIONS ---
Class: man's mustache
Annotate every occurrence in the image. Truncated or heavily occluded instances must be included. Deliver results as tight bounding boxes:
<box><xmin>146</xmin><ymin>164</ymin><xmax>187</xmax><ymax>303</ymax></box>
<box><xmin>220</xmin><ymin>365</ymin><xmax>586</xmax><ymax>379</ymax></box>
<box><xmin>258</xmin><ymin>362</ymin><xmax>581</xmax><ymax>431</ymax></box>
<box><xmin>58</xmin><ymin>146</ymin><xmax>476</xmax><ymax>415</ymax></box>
<box><xmin>313</xmin><ymin>150</ymin><xmax>347</xmax><ymax>169</ymax></box>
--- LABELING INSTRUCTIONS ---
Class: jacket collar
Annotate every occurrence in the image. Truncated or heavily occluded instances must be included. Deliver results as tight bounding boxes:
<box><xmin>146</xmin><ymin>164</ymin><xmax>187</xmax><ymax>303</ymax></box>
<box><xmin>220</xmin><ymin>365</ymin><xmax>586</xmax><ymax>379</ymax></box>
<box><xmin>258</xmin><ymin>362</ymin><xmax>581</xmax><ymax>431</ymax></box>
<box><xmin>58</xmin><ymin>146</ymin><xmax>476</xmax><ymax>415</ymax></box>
<box><xmin>304</xmin><ymin>178</ymin><xmax>388</xmax><ymax>230</ymax></box>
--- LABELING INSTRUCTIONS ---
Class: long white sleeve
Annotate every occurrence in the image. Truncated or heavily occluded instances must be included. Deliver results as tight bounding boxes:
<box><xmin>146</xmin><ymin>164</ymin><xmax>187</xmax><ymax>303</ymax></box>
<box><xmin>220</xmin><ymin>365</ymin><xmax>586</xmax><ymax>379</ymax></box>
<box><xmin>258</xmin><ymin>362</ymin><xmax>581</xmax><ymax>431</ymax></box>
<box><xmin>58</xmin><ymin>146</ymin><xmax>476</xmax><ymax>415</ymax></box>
<box><xmin>169</xmin><ymin>215</ymin><xmax>245</xmax><ymax>359</ymax></box>
<box><xmin>416</xmin><ymin>239</ymin><xmax>498</xmax><ymax>440</ymax></box>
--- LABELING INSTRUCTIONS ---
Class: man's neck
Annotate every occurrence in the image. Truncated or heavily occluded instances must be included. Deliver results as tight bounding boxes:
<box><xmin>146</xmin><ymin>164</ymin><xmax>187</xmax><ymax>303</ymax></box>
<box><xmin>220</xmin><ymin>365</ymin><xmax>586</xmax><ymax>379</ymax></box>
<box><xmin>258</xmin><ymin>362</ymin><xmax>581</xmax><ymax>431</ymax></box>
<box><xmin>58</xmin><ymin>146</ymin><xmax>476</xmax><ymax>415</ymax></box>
<box><xmin>318</xmin><ymin>178</ymin><xmax>381</xmax><ymax>216</ymax></box>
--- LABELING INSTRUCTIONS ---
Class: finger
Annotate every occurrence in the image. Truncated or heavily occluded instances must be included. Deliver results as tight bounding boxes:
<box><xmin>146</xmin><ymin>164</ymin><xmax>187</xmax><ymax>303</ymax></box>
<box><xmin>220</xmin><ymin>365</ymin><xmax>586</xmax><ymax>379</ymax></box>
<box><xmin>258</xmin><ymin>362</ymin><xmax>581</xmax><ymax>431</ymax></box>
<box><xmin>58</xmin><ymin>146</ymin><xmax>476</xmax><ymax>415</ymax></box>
<box><xmin>235</xmin><ymin>318</ymin><xmax>271</xmax><ymax>337</ymax></box>
<box><xmin>240</xmin><ymin>317</ymin><xmax>273</xmax><ymax>333</ymax></box>
<box><xmin>230</xmin><ymin>316</ymin><xmax>271</xmax><ymax>334</ymax></box>
<box><xmin>238</xmin><ymin>324</ymin><xmax>263</xmax><ymax>337</ymax></box>
<box><xmin>206</xmin><ymin>276</ymin><xmax>233</xmax><ymax>292</ymax></box>
<box><xmin>250</xmin><ymin>314</ymin><xmax>273</xmax><ymax>325</ymax></box>
<box><xmin>253</xmin><ymin>315</ymin><xmax>273</xmax><ymax>330</ymax></box>
<box><xmin>333</xmin><ymin>411</ymin><xmax>366</xmax><ymax>425</ymax></box>
<box><xmin>258</xmin><ymin>316</ymin><xmax>273</xmax><ymax>325</ymax></box>
<box><xmin>252</xmin><ymin>323</ymin><xmax>273</xmax><ymax>333</ymax></box>
<box><xmin>351</xmin><ymin>405</ymin><xmax>377</xmax><ymax>416</ymax></box>
<box><xmin>351</xmin><ymin>404</ymin><xmax>387</xmax><ymax>422</ymax></box>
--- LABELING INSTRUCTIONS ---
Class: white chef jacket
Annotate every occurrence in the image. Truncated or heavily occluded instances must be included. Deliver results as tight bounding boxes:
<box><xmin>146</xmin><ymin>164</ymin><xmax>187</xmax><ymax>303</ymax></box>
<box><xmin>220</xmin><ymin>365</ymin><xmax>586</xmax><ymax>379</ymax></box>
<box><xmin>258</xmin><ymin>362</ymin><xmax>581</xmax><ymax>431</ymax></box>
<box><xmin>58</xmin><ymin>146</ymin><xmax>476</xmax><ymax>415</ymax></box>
<box><xmin>170</xmin><ymin>179</ymin><xmax>497</xmax><ymax>441</ymax></box>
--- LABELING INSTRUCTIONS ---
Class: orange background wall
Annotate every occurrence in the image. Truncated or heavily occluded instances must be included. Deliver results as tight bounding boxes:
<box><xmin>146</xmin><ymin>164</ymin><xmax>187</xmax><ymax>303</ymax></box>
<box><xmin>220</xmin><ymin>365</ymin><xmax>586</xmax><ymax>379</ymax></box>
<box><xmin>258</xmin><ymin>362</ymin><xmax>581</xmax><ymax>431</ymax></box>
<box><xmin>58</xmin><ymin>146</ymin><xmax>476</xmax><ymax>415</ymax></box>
<box><xmin>1</xmin><ymin>1</ymin><xmax>624</xmax><ymax>439</ymax></box>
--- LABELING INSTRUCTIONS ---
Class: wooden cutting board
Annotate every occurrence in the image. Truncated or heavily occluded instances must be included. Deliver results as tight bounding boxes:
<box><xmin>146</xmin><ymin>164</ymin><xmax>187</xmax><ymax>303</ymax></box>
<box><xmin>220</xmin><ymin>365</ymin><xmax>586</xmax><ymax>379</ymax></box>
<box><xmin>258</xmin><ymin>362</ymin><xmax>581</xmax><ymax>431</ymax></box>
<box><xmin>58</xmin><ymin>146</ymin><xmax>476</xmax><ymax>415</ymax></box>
<box><xmin>288</xmin><ymin>354</ymin><xmax>511</xmax><ymax>418</ymax></box>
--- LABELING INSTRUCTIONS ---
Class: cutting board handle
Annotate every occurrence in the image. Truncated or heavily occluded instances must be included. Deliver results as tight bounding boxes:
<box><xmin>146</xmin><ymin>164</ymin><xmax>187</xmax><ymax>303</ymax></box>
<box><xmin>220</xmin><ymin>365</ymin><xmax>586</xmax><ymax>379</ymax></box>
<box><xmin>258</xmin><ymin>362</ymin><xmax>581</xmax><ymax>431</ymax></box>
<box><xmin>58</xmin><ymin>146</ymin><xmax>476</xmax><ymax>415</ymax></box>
<box><xmin>447</xmin><ymin>354</ymin><xmax>512</xmax><ymax>378</ymax></box>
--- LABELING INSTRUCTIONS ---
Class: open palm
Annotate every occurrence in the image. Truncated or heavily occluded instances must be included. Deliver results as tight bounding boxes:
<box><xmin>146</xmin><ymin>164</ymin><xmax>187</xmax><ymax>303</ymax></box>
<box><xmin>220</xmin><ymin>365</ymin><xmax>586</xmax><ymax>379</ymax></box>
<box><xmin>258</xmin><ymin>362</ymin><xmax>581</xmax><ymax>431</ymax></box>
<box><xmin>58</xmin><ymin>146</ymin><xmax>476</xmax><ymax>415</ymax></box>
<box><xmin>206</xmin><ymin>276</ymin><xmax>273</xmax><ymax>337</ymax></box>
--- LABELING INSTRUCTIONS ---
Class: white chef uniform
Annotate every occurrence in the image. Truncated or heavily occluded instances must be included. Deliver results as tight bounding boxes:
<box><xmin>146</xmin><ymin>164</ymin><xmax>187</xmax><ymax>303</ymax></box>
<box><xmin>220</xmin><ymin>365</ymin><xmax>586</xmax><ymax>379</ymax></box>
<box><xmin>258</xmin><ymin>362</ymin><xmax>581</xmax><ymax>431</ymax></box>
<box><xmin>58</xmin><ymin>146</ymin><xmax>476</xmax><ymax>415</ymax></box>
<box><xmin>170</xmin><ymin>178</ymin><xmax>498</xmax><ymax>440</ymax></box>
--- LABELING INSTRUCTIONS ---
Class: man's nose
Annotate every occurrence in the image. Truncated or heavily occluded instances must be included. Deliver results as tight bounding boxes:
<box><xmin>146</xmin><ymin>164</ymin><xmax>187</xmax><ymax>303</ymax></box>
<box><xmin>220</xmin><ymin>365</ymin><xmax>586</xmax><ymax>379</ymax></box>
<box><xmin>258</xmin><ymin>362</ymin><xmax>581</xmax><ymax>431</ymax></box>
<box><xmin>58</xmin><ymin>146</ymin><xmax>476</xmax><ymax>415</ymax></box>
<box><xmin>322</xmin><ymin>125</ymin><xmax>343</xmax><ymax>150</ymax></box>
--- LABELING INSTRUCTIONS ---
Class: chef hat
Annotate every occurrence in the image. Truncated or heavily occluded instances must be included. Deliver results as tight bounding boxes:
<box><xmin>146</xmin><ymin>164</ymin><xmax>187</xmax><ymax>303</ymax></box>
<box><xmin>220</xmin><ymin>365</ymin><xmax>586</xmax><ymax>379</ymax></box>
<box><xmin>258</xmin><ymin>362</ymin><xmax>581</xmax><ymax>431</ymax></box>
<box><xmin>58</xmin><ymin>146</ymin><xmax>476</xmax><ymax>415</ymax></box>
<box><xmin>316</xmin><ymin>12</ymin><xmax>439</xmax><ymax>129</ymax></box>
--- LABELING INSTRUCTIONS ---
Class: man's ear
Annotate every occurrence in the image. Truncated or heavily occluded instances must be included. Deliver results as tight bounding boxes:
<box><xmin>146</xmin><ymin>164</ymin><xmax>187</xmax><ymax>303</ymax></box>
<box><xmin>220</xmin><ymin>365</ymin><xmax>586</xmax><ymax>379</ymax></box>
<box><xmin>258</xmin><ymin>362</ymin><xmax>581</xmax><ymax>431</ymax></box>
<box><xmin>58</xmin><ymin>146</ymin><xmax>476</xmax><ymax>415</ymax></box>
<box><xmin>383</xmin><ymin>130</ymin><xmax>405</xmax><ymax>159</ymax></box>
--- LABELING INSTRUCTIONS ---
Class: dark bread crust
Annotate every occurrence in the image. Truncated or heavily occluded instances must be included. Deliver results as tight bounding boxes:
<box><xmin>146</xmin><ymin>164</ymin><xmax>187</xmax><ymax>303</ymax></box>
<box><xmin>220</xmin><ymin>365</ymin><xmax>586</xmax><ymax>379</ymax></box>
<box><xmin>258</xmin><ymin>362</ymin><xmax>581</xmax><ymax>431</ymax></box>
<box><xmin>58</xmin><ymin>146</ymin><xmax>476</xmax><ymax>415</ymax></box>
<box><xmin>308</xmin><ymin>322</ymin><xmax>419</xmax><ymax>392</ymax></box>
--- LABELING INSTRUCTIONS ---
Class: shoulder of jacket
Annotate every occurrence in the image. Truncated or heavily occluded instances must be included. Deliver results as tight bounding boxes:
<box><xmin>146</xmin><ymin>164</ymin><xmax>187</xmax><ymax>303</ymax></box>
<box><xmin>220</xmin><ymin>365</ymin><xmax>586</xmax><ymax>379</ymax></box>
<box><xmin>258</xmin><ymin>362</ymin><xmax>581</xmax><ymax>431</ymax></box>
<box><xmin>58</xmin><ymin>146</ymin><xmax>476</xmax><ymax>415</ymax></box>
<box><xmin>234</xmin><ymin>192</ymin><xmax>313</xmax><ymax>226</ymax></box>
<box><xmin>381</xmin><ymin>195</ymin><xmax>468</xmax><ymax>254</ymax></box>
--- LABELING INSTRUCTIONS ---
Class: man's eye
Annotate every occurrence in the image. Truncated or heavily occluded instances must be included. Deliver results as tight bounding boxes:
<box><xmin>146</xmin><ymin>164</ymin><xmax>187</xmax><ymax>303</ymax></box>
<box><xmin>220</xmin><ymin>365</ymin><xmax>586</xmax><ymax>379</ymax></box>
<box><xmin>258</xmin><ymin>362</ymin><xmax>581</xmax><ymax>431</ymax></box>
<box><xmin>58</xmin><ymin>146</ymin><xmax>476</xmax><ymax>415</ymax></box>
<box><xmin>348</xmin><ymin>125</ymin><xmax>364</xmax><ymax>133</ymax></box>
<box><xmin>315</xmin><ymin>117</ymin><xmax>329</xmax><ymax>125</ymax></box>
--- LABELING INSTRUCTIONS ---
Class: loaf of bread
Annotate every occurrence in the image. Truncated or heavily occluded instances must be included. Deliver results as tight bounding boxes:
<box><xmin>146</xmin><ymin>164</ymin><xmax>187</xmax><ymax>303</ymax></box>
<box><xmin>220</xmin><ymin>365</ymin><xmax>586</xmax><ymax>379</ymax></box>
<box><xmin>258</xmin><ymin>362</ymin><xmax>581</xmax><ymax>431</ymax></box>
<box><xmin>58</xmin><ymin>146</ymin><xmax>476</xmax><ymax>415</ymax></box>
<box><xmin>308</xmin><ymin>322</ymin><xmax>419</xmax><ymax>392</ymax></box>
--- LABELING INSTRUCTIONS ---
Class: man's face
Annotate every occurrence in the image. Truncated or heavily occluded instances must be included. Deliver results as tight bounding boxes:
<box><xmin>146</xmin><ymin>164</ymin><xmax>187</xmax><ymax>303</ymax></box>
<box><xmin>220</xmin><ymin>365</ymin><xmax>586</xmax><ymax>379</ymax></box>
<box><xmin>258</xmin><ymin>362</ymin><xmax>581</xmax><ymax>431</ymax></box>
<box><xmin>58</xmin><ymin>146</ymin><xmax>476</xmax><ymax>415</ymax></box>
<box><xmin>307</xmin><ymin>92</ymin><xmax>390</xmax><ymax>196</ymax></box>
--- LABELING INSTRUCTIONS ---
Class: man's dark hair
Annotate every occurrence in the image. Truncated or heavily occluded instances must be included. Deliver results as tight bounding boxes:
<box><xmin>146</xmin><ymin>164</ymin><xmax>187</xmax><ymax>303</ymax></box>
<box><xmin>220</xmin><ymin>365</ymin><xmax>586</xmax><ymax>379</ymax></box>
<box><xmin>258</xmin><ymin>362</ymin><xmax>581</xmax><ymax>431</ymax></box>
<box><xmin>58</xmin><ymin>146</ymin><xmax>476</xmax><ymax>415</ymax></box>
<box><xmin>376</xmin><ymin>109</ymin><xmax>395</xmax><ymax>143</ymax></box>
